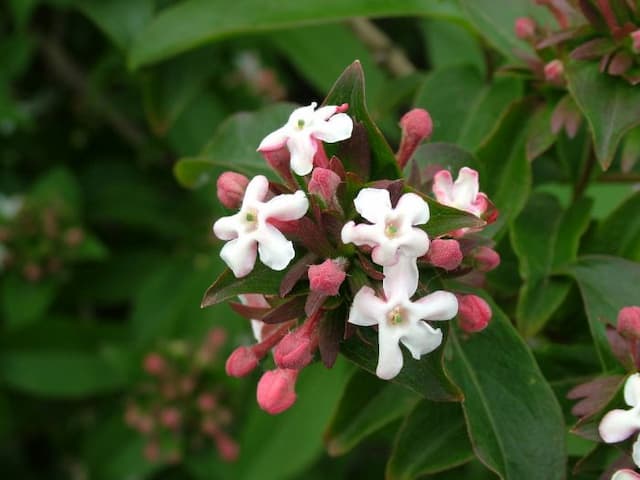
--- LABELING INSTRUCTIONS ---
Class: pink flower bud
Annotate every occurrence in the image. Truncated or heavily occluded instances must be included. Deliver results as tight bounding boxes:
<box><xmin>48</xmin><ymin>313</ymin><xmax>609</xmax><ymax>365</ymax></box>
<box><xmin>143</xmin><ymin>353</ymin><xmax>166</xmax><ymax>376</ymax></box>
<box><xmin>632</xmin><ymin>30</ymin><xmax>640</xmax><ymax>54</ymax></box>
<box><xmin>144</xmin><ymin>441</ymin><xmax>160</xmax><ymax>462</ymax></box>
<box><xmin>213</xmin><ymin>430</ymin><xmax>240</xmax><ymax>462</ymax></box>
<box><xmin>256</xmin><ymin>368</ymin><xmax>298</xmax><ymax>414</ymax></box>
<box><xmin>514</xmin><ymin>17</ymin><xmax>536</xmax><ymax>39</ymax></box>
<box><xmin>207</xmin><ymin>327</ymin><xmax>227</xmax><ymax>349</ymax></box>
<box><xmin>472</xmin><ymin>246</ymin><xmax>501</xmax><ymax>272</ymax></box>
<box><xmin>544</xmin><ymin>59</ymin><xmax>564</xmax><ymax>85</ymax></box>
<box><xmin>216</xmin><ymin>172</ymin><xmax>249</xmax><ymax>209</ymax></box>
<box><xmin>426</xmin><ymin>239</ymin><xmax>462</xmax><ymax>271</ymax></box>
<box><xmin>136</xmin><ymin>414</ymin><xmax>154</xmax><ymax>434</ymax></box>
<box><xmin>64</xmin><ymin>227</ymin><xmax>84</xmax><ymax>247</ymax></box>
<box><xmin>22</xmin><ymin>263</ymin><xmax>42</xmax><ymax>282</ymax></box>
<box><xmin>225</xmin><ymin>346</ymin><xmax>259</xmax><ymax>377</ymax></box>
<box><xmin>273</xmin><ymin>330</ymin><xmax>315</xmax><ymax>369</ymax></box>
<box><xmin>308</xmin><ymin>258</ymin><xmax>347</xmax><ymax>296</ymax></box>
<box><xmin>308</xmin><ymin>168</ymin><xmax>341</xmax><ymax>208</ymax></box>
<box><xmin>160</xmin><ymin>407</ymin><xmax>182</xmax><ymax>430</ymax></box>
<box><xmin>198</xmin><ymin>393</ymin><xmax>217</xmax><ymax>412</ymax></box>
<box><xmin>396</xmin><ymin>109</ymin><xmax>433</xmax><ymax>169</ymax></box>
<box><xmin>261</xmin><ymin>148</ymin><xmax>295</xmax><ymax>185</ymax></box>
<box><xmin>617</xmin><ymin>306</ymin><xmax>640</xmax><ymax>340</ymax></box>
<box><xmin>457</xmin><ymin>294</ymin><xmax>492</xmax><ymax>333</ymax></box>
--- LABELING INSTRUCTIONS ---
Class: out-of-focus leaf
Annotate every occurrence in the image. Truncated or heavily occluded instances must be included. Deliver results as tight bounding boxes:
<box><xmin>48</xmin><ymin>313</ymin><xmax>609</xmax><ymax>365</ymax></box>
<box><xmin>386</xmin><ymin>400</ymin><xmax>473</xmax><ymax>480</ymax></box>
<box><xmin>423</xmin><ymin>18</ymin><xmax>485</xmax><ymax>75</ymax></box>
<box><xmin>236</xmin><ymin>359</ymin><xmax>350</xmax><ymax>480</ymax></box>
<box><xmin>324</xmin><ymin>369</ymin><xmax>420</xmax><ymax>456</ymax></box>
<box><xmin>526</xmin><ymin>104</ymin><xmax>556</xmax><ymax>162</ymax></box>
<box><xmin>587</xmin><ymin>192</ymin><xmax>640</xmax><ymax>262</ymax></box>
<box><xmin>174</xmin><ymin>103</ymin><xmax>295</xmax><ymax>188</ymax></box>
<box><xmin>341</xmin><ymin>327</ymin><xmax>462</xmax><ymax>402</ymax></box>
<box><xmin>168</xmin><ymin>92</ymin><xmax>226</xmax><ymax>156</ymax></box>
<box><xmin>563</xmin><ymin>255</ymin><xmax>640</xmax><ymax>371</ymax></box>
<box><xmin>30</xmin><ymin>167</ymin><xmax>82</xmax><ymax>217</ymax></box>
<box><xmin>129</xmin><ymin>0</ymin><xmax>468</xmax><ymax>68</ymax></box>
<box><xmin>566</xmin><ymin>62</ymin><xmax>640</xmax><ymax>170</ymax></box>
<box><xmin>511</xmin><ymin>194</ymin><xmax>592</xmax><ymax>336</ymax></box>
<box><xmin>446</xmin><ymin>298</ymin><xmax>566</xmax><ymax>480</ymax></box>
<box><xmin>1</xmin><ymin>274</ymin><xmax>59</xmax><ymax>329</ymax></box>
<box><xmin>74</xmin><ymin>0</ymin><xmax>153</xmax><ymax>49</ymax></box>
<box><xmin>621</xmin><ymin>126</ymin><xmax>640</xmax><ymax>172</ymax></box>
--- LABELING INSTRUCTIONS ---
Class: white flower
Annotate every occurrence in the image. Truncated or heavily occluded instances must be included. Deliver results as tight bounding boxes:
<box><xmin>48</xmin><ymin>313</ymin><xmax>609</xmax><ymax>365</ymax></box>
<box><xmin>432</xmin><ymin>167</ymin><xmax>489</xmax><ymax>217</ymax></box>
<box><xmin>0</xmin><ymin>194</ymin><xmax>23</xmax><ymax>220</ymax></box>
<box><xmin>341</xmin><ymin>188</ymin><xmax>430</xmax><ymax>267</ymax></box>
<box><xmin>257</xmin><ymin>102</ymin><xmax>353</xmax><ymax>176</ymax></box>
<box><xmin>348</xmin><ymin>256</ymin><xmax>458</xmax><ymax>380</ymax></box>
<box><xmin>599</xmin><ymin>373</ymin><xmax>640</xmax><ymax>468</ymax></box>
<box><xmin>213</xmin><ymin>175</ymin><xmax>308</xmax><ymax>277</ymax></box>
<box><xmin>238</xmin><ymin>294</ymin><xmax>270</xmax><ymax>342</ymax></box>
<box><xmin>612</xmin><ymin>470</ymin><xmax>640</xmax><ymax>480</ymax></box>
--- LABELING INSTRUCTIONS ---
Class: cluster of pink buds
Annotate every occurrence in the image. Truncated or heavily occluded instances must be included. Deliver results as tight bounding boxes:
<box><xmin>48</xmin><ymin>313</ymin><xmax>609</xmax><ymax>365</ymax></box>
<box><xmin>210</xmin><ymin>101</ymin><xmax>500</xmax><ymax>414</ymax></box>
<box><xmin>124</xmin><ymin>328</ymin><xmax>239</xmax><ymax>464</ymax></box>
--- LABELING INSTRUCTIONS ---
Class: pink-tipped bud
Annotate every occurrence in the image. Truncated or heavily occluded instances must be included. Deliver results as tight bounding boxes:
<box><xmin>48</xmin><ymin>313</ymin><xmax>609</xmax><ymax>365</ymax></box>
<box><xmin>207</xmin><ymin>327</ymin><xmax>227</xmax><ymax>349</ymax></box>
<box><xmin>617</xmin><ymin>306</ymin><xmax>640</xmax><ymax>340</ymax></box>
<box><xmin>225</xmin><ymin>346</ymin><xmax>259</xmax><ymax>377</ymax></box>
<box><xmin>256</xmin><ymin>369</ymin><xmax>298</xmax><ymax>414</ymax></box>
<box><xmin>472</xmin><ymin>246</ymin><xmax>501</xmax><ymax>272</ymax></box>
<box><xmin>396</xmin><ymin>109</ymin><xmax>433</xmax><ymax>169</ymax></box>
<box><xmin>457</xmin><ymin>294</ymin><xmax>492</xmax><ymax>333</ymax></box>
<box><xmin>217</xmin><ymin>172</ymin><xmax>249</xmax><ymax>209</ymax></box>
<box><xmin>198</xmin><ymin>393</ymin><xmax>217</xmax><ymax>412</ymax></box>
<box><xmin>262</xmin><ymin>148</ymin><xmax>295</xmax><ymax>184</ymax></box>
<box><xmin>143</xmin><ymin>353</ymin><xmax>166</xmax><ymax>376</ymax></box>
<box><xmin>426</xmin><ymin>239</ymin><xmax>462</xmax><ymax>271</ymax></box>
<box><xmin>514</xmin><ymin>17</ymin><xmax>536</xmax><ymax>39</ymax></box>
<box><xmin>274</xmin><ymin>330</ymin><xmax>315</xmax><ymax>369</ymax></box>
<box><xmin>22</xmin><ymin>263</ymin><xmax>42</xmax><ymax>282</ymax></box>
<box><xmin>136</xmin><ymin>414</ymin><xmax>154</xmax><ymax>434</ymax></box>
<box><xmin>160</xmin><ymin>407</ymin><xmax>182</xmax><ymax>430</ymax></box>
<box><xmin>144</xmin><ymin>441</ymin><xmax>160</xmax><ymax>462</ymax></box>
<box><xmin>544</xmin><ymin>59</ymin><xmax>564</xmax><ymax>85</ymax></box>
<box><xmin>308</xmin><ymin>258</ymin><xmax>347</xmax><ymax>296</ymax></box>
<box><xmin>64</xmin><ymin>227</ymin><xmax>84</xmax><ymax>247</ymax></box>
<box><xmin>213</xmin><ymin>430</ymin><xmax>240</xmax><ymax>462</ymax></box>
<box><xmin>308</xmin><ymin>168</ymin><xmax>341</xmax><ymax>208</ymax></box>
<box><xmin>632</xmin><ymin>30</ymin><xmax>640</xmax><ymax>54</ymax></box>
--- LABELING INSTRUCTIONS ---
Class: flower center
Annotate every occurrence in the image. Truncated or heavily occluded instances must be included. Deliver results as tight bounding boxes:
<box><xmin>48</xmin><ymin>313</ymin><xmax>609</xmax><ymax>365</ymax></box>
<box><xmin>385</xmin><ymin>220</ymin><xmax>400</xmax><ymax>238</ymax></box>
<box><xmin>296</xmin><ymin>119</ymin><xmax>305</xmax><ymax>129</ymax></box>
<box><xmin>387</xmin><ymin>306</ymin><xmax>406</xmax><ymax>326</ymax></box>
<box><xmin>242</xmin><ymin>209</ymin><xmax>259</xmax><ymax>232</ymax></box>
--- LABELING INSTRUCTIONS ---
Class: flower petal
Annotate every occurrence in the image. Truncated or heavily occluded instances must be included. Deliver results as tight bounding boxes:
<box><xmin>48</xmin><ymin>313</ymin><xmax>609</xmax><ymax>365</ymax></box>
<box><xmin>258</xmin><ymin>126</ymin><xmax>290</xmax><ymax>152</ymax></box>
<box><xmin>261</xmin><ymin>190</ymin><xmax>309</xmax><ymax>221</ymax></box>
<box><xmin>400</xmin><ymin>321</ymin><xmax>443</xmax><ymax>360</ymax></box>
<box><xmin>397</xmin><ymin>228</ymin><xmax>430</xmax><ymax>258</ymax></box>
<box><xmin>287</xmin><ymin>134</ymin><xmax>316</xmax><ymax>176</ymax></box>
<box><xmin>353</xmin><ymin>188</ymin><xmax>392</xmax><ymax>224</ymax></box>
<box><xmin>256</xmin><ymin>224</ymin><xmax>295</xmax><ymax>271</ymax></box>
<box><xmin>633</xmin><ymin>435</ymin><xmax>640</xmax><ymax>469</ymax></box>
<box><xmin>213</xmin><ymin>213</ymin><xmax>241</xmax><ymax>240</ymax></box>
<box><xmin>612</xmin><ymin>469</ymin><xmax>640</xmax><ymax>480</ymax></box>
<box><xmin>376</xmin><ymin>330</ymin><xmax>404</xmax><ymax>380</ymax></box>
<box><xmin>242</xmin><ymin>175</ymin><xmax>270</xmax><ymax>206</ymax></box>
<box><xmin>625</xmin><ymin>373</ymin><xmax>640</xmax><ymax>407</ymax></box>
<box><xmin>411</xmin><ymin>291</ymin><xmax>459</xmax><ymax>321</ymax></box>
<box><xmin>396</xmin><ymin>192</ymin><xmax>430</xmax><ymax>226</ymax></box>
<box><xmin>341</xmin><ymin>222</ymin><xmax>384</xmax><ymax>248</ymax></box>
<box><xmin>371</xmin><ymin>241</ymin><xmax>401</xmax><ymax>266</ymax></box>
<box><xmin>599</xmin><ymin>409</ymin><xmax>640</xmax><ymax>443</ymax></box>
<box><xmin>452</xmin><ymin>167</ymin><xmax>480</xmax><ymax>208</ymax></box>
<box><xmin>220</xmin><ymin>236</ymin><xmax>258</xmax><ymax>277</ymax></box>
<box><xmin>349</xmin><ymin>286</ymin><xmax>387</xmax><ymax>327</ymax></box>
<box><xmin>432</xmin><ymin>170</ymin><xmax>454</xmax><ymax>204</ymax></box>
<box><xmin>312</xmin><ymin>113</ymin><xmax>353</xmax><ymax>143</ymax></box>
<box><xmin>313</xmin><ymin>105</ymin><xmax>338</xmax><ymax>121</ymax></box>
<box><xmin>383</xmin><ymin>255</ymin><xmax>418</xmax><ymax>300</ymax></box>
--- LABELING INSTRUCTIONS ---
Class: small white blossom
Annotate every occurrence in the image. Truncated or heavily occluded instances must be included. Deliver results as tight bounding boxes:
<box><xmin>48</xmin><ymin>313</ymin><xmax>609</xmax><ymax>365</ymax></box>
<box><xmin>213</xmin><ymin>175</ymin><xmax>308</xmax><ymax>277</ymax></box>
<box><xmin>257</xmin><ymin>102</ymin><xmax>353</xmax><ymax>176</ymax></box>
<box><xmin>432</xmin><ymin>167</ymin><xmax>489</xmax><ymax>217</ymax></box>
<box><xmin>348</xmin><ymin>256</ymin><xmax>458</xmax><ymax>380</ymax></box>
<box><xmin>599</xmin><ymin>373</ymin><xmax>640</xmax><ymax>468</ymax></box>
<box><xmin>612</xmin><ymin>470</ymin><xmax>640</xmax><ymax>480</ymax></box>
<box><xmin>341</xmin><ymin>188</ymin><xmax>430</xmax><ymax>267</ymax></box>
<box><xmin>0</xmin><ymin>194</ymin><xmax>23</xmax><ymax>220</ymax></box>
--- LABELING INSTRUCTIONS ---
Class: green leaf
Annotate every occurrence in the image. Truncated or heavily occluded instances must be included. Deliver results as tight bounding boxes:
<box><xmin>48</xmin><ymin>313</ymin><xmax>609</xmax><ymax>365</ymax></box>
<box><xmin>323</xmin><ymin>61</ymin><xmax>400</xmax><ymax>180</ymax></box>
<box><xmin>423</xmin><ymin>194</ymin><xmax>486</xmax><ymax>237</ymax></box>
<box><xmin>324</xmin><ymin>369</ymin><xmax>420</xmax><ymax>456</ymax></box>
<box><xmin>1</xmin><ymin>274</ymin><xmax>59</xmax><ymax>329</ymax></box>
<box><xmin>236</xmin><ymin>359</ymin><xmax>350</xmax><ymax>480</ymax></box>
<box><xmin>526</xmin><ymin>104</ymin><xmax>556</xmax><ymax>162</ymax></box>
<box><xmin>446</xmin><ymin>299</ymin><xmax>566</xmax><ymax>480</ymax></box>
<box><xmin>129</xmin><ymin>0</ymin><xmax>466</xmax><ymax>68</ymax></box>
<box><xmin>341</xmin><ymin>327</ymin><xmax>462</xmax><ymax>402</ymax></box>
<box><xmin>386</xmin><ymin>400</ymin><xmax>474</xmax><ymax>480</ymax></box>
<box><xmin>511</xmin><ymin>194</ymin><xmax>592</xmax><ymax>336</ymax></box>
<box><xmin>422</xmin><ymin>18</ymin><xmax>485</xmax><ymax>76</ymax></box>
<box><xmin>566</xmin><ymin>62</ymin><xmax>640</xmax><ymax>170</ymax></box>
<box><xmin>174</xmin><ymin>103</ymin><xmax>296</xmax><ymax>188</ymax></box>
<box><xmin>563</xmin><ymin>255</ymin><xmax>640</xmax><ymax>371</ymax></box>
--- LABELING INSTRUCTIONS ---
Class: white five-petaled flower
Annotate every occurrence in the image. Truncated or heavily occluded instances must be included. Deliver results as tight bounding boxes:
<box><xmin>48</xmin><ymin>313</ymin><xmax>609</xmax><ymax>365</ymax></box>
<box><xmin>341</xmin><ymin>188</ymin><xmax>430</xmax><ymax>267</ymax></box>
<box><xmin>257</xmin><ymin>102</ymin><xmax>353</xmax><ymax>176</ymax></box>
<box><xmin>599</xmin><ymin>373</ymin><xmax>640</xmax><ymax>468</ymax></box>
<box><xmin>213</xmin><ymin>175</ymin><xmax>308</xmax><ymax>277</ymax></box>
<box><xmin>348</xmin><ymin>256</ymin><xmax>458</xmax><ymax>380</ymax></box>
<box><xmin>432</xmin><ymin>167</ymin><xmax>489</xmax><ymax>217</ymax></box>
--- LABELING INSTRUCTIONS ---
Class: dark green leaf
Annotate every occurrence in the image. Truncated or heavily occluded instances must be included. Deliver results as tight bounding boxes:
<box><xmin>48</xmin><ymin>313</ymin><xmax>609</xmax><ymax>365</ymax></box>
<box><xmin>526</xmin><ymin>104</ymin><xmax>556</xmax><ymax>162</ymax></box>
<box><xmin>422</xmin><ymin>18</ymin><xmax>485</xmax><ymax>76</ymax></box>
<box><xmin>324</xmin><ymin>369</ymin><xmax>420</xmax><ymax>456</ymax></box>
<box><xmin>341</xmin><ymin>326</ymin><xmax>462</xmax><ymax>402</ymax></box>
<box><xmin>386</xmin><ymin>400</ymin><xmax>474</xmax><ymax>480</ymax></box>
<box><xmin>1</xmin><ymin>274</ymin><xmax>59</xmax><ymax>329</ymax></box>
<box><xmin>566</xmin><ymin>62</ymin><xmax>640</xmax><ymax>170</ymax></box>
<box><xmin>563</xmin><ymin>255</ymin><xmax>640</xmax><ymax>371</ymax></box>
<box><xmin>587</xmin><ymin>192</ymin><xmax>640</xmax><ymax>262</ymax></box>
<box><xmin>446</xmin><ymin>299</ymin><xmax>566</xmax><ymax>480</ymax></box>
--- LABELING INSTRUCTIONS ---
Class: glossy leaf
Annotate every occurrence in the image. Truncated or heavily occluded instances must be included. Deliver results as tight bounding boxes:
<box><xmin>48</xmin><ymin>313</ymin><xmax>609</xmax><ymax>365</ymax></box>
<box><xmin>446</xmin><ymin>298</ymin><xmax>566</xmax><ymax>480</ymax></box>
<box><xmin>386</xmin><ymin>400</ymin><xmax>474</xmax><ymax>480</ymax></box>
<box><xmin>422</xmin><ymin>18</ymin><xmax>485</xmax><ymax>76</ymax></box>
<box><xmin>423</xmin><ymin>195</ymin><xmax>486</xmax><ymax>237</ymax></box>
<box><xmin>324</xmin><ymin>369</ymin><xmax>420</xmax><ymax>456</ymax></box>
<box><xmin>587</xmin><ymin>192</ymin><xmax>640</xmax><ymax>262</ymax></box>
<box><xmin>526</xmin><ymin>104</ymin><xmax>556</xmax><ymax>162</ymax></box>
<box><xmin>341</xmin><ymin>326</ymin><xmax>462</xmax><ymax>402</ymax></box>
<box><xmin>563</xmin><ymin>255</ymin><xmax>640</xmax><ymax>371</ymax></box>
<box><xmin>566</xmin><ymin>62</ymin><xmax>640</xmax><ymax>170</ymax></box>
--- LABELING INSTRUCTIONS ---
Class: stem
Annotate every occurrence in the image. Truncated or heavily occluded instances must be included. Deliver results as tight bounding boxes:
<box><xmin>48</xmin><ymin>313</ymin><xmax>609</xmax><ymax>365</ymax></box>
<box><xmin>573</xmin><ymin>149</ymin><xmax>596</xmax><ymax>201</ymax></box>
<box><xmin>347</xmin><ymin>18</ymin><xmax>416</xmax><ymax>77</ymax></box>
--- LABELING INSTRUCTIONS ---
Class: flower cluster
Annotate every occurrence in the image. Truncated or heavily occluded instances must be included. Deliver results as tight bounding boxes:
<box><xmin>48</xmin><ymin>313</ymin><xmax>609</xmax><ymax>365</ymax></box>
<box><xmin>124</xmin><ymin>328</ymin><xmax>239</xmax><ymax>464</ymax></box>
<box><xmin>210</xmin><ymin>102</ymin><xmax>500</xmax><ymax>414</ymax></box>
